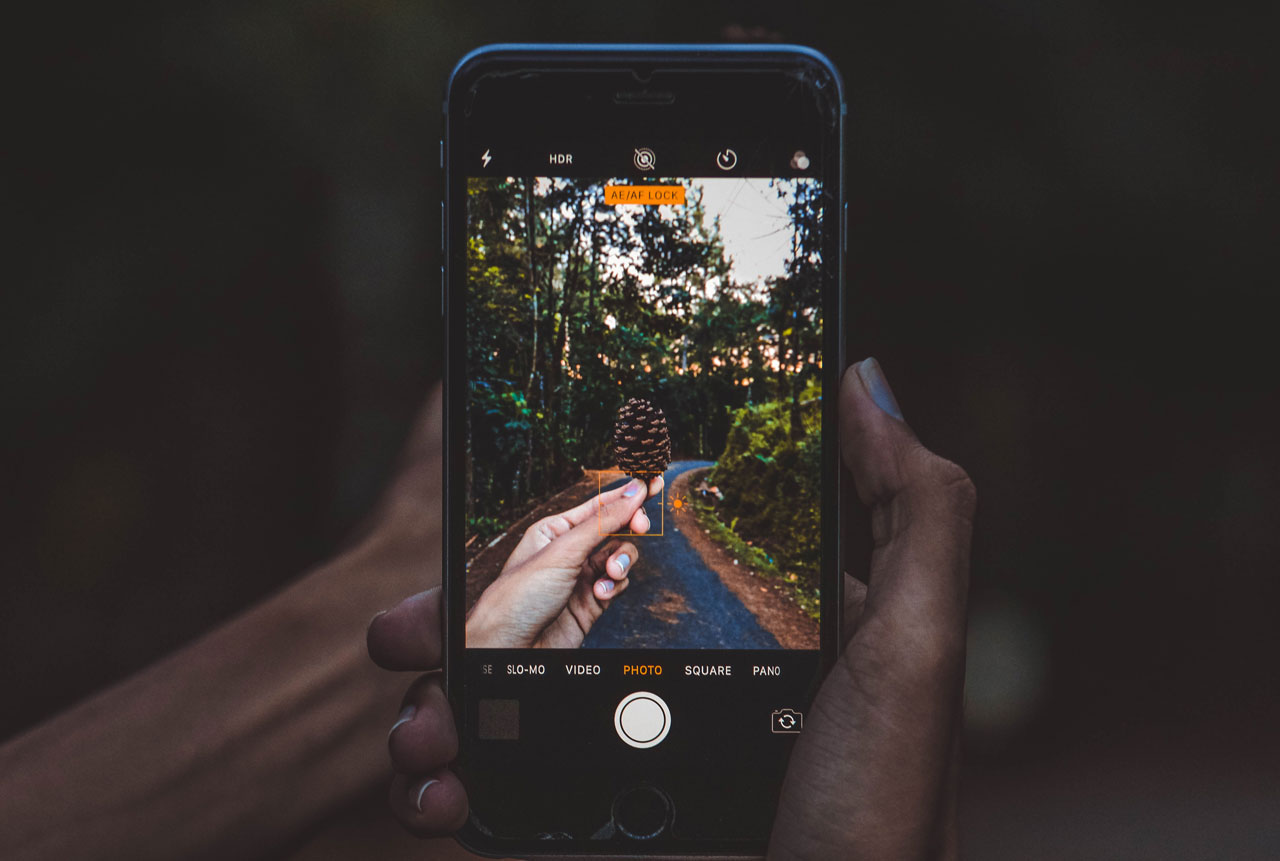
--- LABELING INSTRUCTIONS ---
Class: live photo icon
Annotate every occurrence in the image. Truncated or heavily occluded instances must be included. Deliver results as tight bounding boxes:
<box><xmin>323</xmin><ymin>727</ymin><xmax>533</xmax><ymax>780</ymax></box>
<box><xmin>771</xmin><ymin>708</ymin><xmax>803</xmax><ymax>734</ymax></box>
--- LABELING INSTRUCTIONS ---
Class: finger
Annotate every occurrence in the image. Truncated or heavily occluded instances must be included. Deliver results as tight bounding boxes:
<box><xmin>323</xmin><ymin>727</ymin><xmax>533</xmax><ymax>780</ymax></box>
<box><xmin>647</xmin><ymin>474</ymin><xmax>665</xmax><ymax>498</ymax></box>
<box><xmin>550</xmin><ymin>479</ymin><xmax>647</xmax><ymax>558</ymax></box>
<box><xmin>771</xmin><ymin>362</ymin><xmax>973</xmax><ymax>861</ymax></box>
<box><xmin>839</xmin><ymin>359</ymin><xmax>975</xmax><ymax>627</ymax></box>
<box><xmin>585</xmin><ymin>539</ymin><xmax>639</xmax><ymax>579</ymax></box>
<box><xmin>367</xmin><ymin>587</ymin><xmax>443</xmax><ymax>671</ymax></box>
<box><xmin>605</xmin><ymin>542</ymin><xmax>638</xmax><ymax>580</ymax></box>
<box><xmin>581</xmin><ymin>537</ymin><xmax>619</xmax><ymax>574</ymax></box>
<box><xmin>594</xmin><ymin>575</ymin><xmax>630</xmax><ymax>602</ymax></box>
<box><xmin>389</xmin><ymin>769</ymin><xmax>469</xmax><ymax>837</ymax></box>
<box><xmin>506</xmin><ymin>480</ymin><xmax>645</xmax><ymax>571</ymax></box>
<box><xmin>771</xmin><ymin>366</ymin><xmax>972</xmax><ymax>860</ymax></box>
<box><xmin>842</xmin><ymin>572</ymin><xmax>868</xmax><ymax>648</ymax></box>
<box><xmin>387</xmin><ymin>675</ymin><xmax>458</xmax><ymax>775</ymax></box>
<box><xmin>628</xmin><ymin>506</ymin><xmax>651</xmax><ymax>535</ymax></box>
<box><xmin>553</xmin><ymin>479</ymin><xmax>643</xmax><ymax>529</ymax></box>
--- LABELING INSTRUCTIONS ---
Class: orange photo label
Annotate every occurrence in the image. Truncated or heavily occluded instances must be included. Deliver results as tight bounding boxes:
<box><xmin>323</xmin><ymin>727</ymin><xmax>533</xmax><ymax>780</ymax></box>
<box><xmin>622</xmin><ymin>664</ymin><xmax>664</xmax><ymax>676</ymax></box>
<box><xmin>604</xmin><ymin>185</ymin><xmax>686</xmax><ymax>206</ymax></box>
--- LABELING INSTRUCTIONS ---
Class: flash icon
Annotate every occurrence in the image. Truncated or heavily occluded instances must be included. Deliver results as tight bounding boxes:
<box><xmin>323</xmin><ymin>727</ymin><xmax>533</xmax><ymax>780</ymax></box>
<box><xmin>481</xmin><ymin>148</ymin><xmax>492</xmax><ymax>168</ymax></box>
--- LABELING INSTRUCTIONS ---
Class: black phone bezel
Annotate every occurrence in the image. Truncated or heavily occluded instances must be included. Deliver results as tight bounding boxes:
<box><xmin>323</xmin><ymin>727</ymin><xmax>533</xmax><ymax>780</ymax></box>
<box><xmin>442</xmin><ymin>44</ymin><xmax>846</xmax><ymax>858</ymax></box>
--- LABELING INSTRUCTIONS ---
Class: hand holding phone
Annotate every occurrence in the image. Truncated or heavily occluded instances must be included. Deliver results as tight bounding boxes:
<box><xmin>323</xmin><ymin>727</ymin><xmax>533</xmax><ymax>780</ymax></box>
<box><xmin>368</xmin><ymin>359</ymin><xmax>976</xmax><ymax>857</ymax></box>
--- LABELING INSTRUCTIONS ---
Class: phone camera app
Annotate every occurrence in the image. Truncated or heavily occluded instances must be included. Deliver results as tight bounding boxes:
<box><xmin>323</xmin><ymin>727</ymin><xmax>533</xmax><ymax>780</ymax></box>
<box><xmin>464</xmin><ymin>175</ymin><xmax>823</xmax><ymax>651</ymax></box>
<box><xmin>771</xmin><ymin>708</ymin><xmax>803</xmax><ymax>734</ymax></box>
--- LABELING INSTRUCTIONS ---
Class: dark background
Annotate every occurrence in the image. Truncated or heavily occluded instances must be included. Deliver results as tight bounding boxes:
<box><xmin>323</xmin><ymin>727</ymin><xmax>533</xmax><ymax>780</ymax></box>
<box><xmin>3</xmin><ymin>2</ymin><xmax>1277</xmax><ymax>858</ymax></box>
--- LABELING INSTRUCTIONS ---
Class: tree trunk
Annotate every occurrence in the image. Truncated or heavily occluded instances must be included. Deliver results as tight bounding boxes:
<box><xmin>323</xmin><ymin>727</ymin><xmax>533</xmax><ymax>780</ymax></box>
<box><xmin>521</xmin><ymin>176</ymin><xmax>538</xmax><ymax>504</ymax></box>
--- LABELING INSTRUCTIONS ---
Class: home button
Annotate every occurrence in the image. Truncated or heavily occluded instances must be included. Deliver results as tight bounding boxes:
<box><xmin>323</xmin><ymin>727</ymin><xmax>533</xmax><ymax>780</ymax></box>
<box><xmin>612</xmin><ymin>784</ymin><xmax>673</xmax><ymax>840</ymax></box>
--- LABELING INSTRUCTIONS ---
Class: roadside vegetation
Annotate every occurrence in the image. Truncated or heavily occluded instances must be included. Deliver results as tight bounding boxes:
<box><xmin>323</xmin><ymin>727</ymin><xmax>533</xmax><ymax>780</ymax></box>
<box><xmin>692</xmin><ymin>382</ymin><xmax>823</xmax><ymax>618</ymax></box>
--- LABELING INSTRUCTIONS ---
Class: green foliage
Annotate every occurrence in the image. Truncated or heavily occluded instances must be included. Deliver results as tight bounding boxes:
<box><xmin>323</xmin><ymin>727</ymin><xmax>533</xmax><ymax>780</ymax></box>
<box><xmin>707</xmin><ymin>381</ymin><xmax>823</xmax><ymax>593</ymax></box>
<box><xmin>692</xmin><ymin>497</ymin><xmax>820</xmax><ymax>619</ymax></box>
<box><xmin>467</xmin><ymin>515</ymin><xmax>507</xmax><ymax>545</ymax></box>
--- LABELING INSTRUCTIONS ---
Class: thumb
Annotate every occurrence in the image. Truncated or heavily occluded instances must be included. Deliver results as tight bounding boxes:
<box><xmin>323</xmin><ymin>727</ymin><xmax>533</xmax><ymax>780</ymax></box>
<box><xmin>768</xmin><ymin>361</ymin><xmax>973</xmax><ymax>861</ymax></box>
<box><xmin>839</xmin><ymin>358</ymin><xmax>975</xmax><ymax>631</ymax></box>
<box><xmin>546</xmin><ymin>479</ymin><xmax>648</xmax><ymax>562</ymax></box>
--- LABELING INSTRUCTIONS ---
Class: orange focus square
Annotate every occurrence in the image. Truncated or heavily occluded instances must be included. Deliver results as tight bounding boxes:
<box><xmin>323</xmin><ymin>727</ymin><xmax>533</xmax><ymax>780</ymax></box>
<box><xmin>596</xmin><ymin>469</ymin><xmax>664</xmax><ymax>537</ymax></box>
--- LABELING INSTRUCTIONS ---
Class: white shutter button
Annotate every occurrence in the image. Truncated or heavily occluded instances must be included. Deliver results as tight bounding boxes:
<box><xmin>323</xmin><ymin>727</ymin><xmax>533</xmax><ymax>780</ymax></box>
<box><xmin>614</xmin><ymin>692</ymin><xmax>671</xmax><ymax>749</ymax></box>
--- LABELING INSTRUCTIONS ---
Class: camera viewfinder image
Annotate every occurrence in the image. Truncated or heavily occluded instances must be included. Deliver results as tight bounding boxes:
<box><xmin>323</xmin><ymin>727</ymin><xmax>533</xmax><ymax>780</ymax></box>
<box><xmin>464</xmin><ymin>176</ymin><xmax>823</xmax><ymax>650</ymax></box>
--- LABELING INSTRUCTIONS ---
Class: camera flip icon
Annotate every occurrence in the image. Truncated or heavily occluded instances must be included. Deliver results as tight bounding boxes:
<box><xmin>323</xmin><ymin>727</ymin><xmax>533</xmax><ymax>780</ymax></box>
<box><xmin>770</xmin><ymin>708</ymin><xmax>803</xmax><ymax>734</ymax></box>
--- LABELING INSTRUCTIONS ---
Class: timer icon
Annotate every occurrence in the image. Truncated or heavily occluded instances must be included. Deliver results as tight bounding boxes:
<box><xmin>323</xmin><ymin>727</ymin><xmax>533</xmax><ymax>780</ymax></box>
<box><xmin>715</xmin><ymin>148</ymin><xmax>738</xmax><ymax>171</ymax></box>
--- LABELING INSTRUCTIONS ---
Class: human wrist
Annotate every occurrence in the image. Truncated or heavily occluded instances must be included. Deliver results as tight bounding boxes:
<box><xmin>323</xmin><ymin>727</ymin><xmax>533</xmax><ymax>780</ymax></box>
<box><xmin>465</xmin><ymin>590</ymin><xmax>512</xmax><ymax>648</ymax></box>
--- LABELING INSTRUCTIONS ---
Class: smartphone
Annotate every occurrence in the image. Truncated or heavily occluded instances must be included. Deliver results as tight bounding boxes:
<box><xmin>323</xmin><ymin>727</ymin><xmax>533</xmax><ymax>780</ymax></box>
<box><xmin>442</xmin><ymin>44</ymin><xmax>845</xmax><ymax>857</ymax></box>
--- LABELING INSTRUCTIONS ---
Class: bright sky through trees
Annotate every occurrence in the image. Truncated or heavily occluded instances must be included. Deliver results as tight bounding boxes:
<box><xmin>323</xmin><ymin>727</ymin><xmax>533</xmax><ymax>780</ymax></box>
<box><xmin>697</xmin><ymin>178</ymin><xmax>797</xmax><ymax>285</ymax></box>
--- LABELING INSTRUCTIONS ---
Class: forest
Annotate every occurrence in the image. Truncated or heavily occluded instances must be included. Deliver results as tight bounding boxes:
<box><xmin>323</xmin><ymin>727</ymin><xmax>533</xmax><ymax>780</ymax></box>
<box><xmin>465</xmin><ymin>175</ymin><xmax>824</xmax><ymax>589</ymax></box>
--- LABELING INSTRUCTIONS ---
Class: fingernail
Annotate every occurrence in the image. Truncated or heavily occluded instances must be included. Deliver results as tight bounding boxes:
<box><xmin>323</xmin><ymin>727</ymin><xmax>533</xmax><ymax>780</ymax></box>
<box><xmin>370</xmin><ymin>609</ymin><xmax>389</xmax><ymax>625</ymax></box>
<box><xmin>623</xmin><ymin>479</ymin><xmax>643</xmax><ymax>497</ymax></box>
<box><xmin>857</xmin><ymin>357</ymin><xmax>904</xmax><ymax>420</ymax></box>
<box><xmin>599</xmin><ymin>579</ymin><xmax>615</xmax><ymax>594</ymax></box>
<box><xmin>414</xmin><ymin>779</ymin><xmax>440</xmax><ymax>813</ymax></box>
<box><xmin>388</xmin><ymin>704</ymin><xmax>415</xmax><ymax>742</ymax></box>
<box><xmin>616</xmin><ymin>553</ymin><xmax>630</xmax><ymax>572</ymax></box>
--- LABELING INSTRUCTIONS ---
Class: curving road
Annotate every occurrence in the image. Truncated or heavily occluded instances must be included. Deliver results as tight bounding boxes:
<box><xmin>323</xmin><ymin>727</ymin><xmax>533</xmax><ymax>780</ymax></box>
<box><xmin>582</xmin><ymin>460</ymin><xmax>781</xmax><ymax>649</ymax></box>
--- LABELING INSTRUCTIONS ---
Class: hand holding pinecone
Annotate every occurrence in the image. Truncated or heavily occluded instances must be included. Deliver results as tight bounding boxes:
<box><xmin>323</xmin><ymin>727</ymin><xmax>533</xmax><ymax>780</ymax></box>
<box><xmin>612</xmin><ymin>397</ymin><xmax>671</xmax><ymax>481</ymax></box>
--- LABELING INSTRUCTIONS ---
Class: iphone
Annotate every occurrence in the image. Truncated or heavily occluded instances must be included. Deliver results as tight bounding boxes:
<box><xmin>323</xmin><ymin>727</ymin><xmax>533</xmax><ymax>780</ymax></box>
<box><xmin>442</xmin><ymin>44</ymin><xmax>845</xmax><ymax>856</ymax></box>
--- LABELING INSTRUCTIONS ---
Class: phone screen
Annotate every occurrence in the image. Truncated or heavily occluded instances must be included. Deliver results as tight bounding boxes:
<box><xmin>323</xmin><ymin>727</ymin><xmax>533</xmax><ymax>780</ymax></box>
<box><xmin>445</xmin><ymin>48</ymin><xmax>843</xmax><ymax>854</ymax></box>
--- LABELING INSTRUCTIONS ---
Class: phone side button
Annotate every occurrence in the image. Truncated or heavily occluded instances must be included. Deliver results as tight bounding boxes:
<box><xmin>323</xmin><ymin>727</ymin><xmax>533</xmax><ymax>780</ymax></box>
<box><xmin>440</xmin><ymin>266</ymin><xmax>445</xmax><ymax>317</ymax></box>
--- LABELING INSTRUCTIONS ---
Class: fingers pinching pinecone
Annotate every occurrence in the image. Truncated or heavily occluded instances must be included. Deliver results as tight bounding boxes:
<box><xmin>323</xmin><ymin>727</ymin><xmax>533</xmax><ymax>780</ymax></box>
<box><xmin>612</xmin><ymin>398</ymin><xmax>671</xmax><ymax>479</ymax></box>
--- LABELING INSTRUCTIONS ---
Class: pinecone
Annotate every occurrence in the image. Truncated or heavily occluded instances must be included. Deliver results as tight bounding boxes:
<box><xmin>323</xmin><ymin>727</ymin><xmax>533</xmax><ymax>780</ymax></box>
<box><xmin>612</xmin><ymin>397</ymin><xmax>671</xmax><ymax>478</ymax></box>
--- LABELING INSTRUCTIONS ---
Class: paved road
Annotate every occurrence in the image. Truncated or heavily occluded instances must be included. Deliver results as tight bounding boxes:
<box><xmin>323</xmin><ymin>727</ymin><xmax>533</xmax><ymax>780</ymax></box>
<box><xmin>582</xmin><ymin>460</ymin><xmax>781</xmax><ymax>649</ymax></box>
